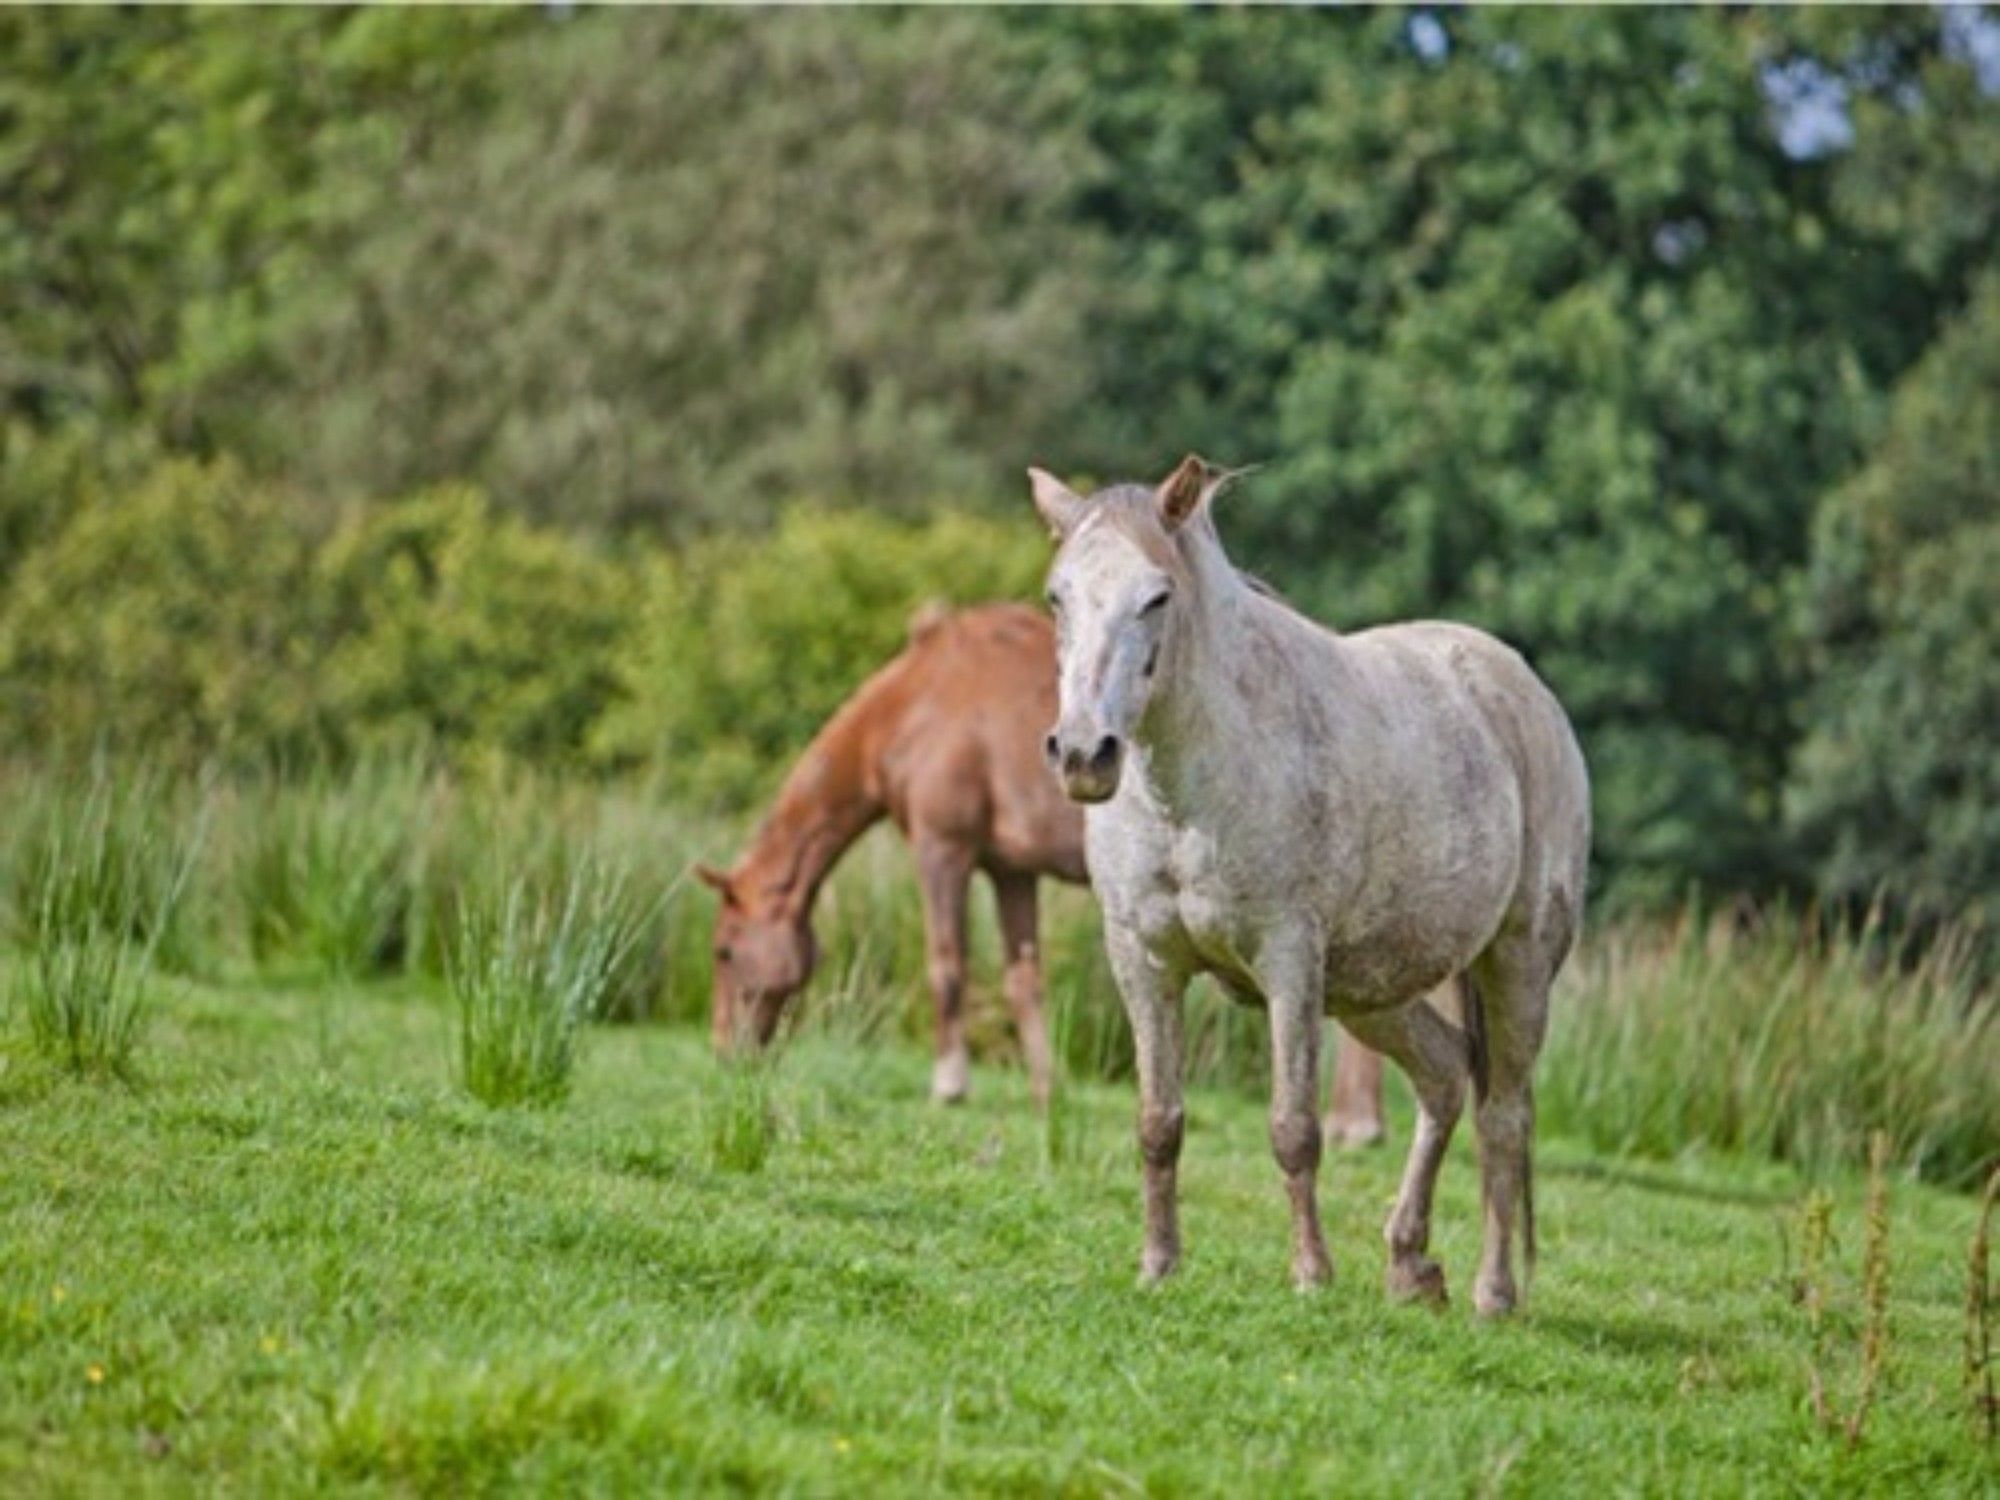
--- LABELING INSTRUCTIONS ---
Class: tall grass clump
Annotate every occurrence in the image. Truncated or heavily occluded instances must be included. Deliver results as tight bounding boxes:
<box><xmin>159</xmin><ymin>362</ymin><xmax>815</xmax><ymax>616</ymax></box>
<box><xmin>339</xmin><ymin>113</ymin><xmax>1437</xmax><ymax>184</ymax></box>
<box><xmin>451</xmin><ymin>861</ymin><xmax>655</xmax><ymax>1107</ymax></box>
<box><xmin>412</xmin><ymin>771</ymin><xmax>697</xmax><ymax>1022</ymax></box>
<box><xmin>8</xmin><ymin>765</ymin><xmax>213</xmax><ymax>974</ymax></box>
<box><xmin>1544</xmin><ymin>910</ymin><xmax>1999</xmax><ymax>1186</ymax></box>
<box><xmin>7</xmin><ymin>771</ymin><xmax>203</xmax><ymax>1077</ymax></box>
<box><xmin>232</xmin><ymin>758</ymin><xmax>430</xmax><ymax>979</ymax></box>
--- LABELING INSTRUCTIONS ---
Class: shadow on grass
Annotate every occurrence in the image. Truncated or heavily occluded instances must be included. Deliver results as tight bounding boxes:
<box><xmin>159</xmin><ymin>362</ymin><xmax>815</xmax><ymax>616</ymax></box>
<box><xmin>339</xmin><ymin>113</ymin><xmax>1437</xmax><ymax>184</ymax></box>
<box><xmin>1543</xmin><ymin>1155</ymin><xmax>1791</xmax><ymax>1211</ymax></box>
<box><xmin>1528</xmin><ymin>1307</ymin><xmax>1723</xmax><ymax>1365</ymax></box>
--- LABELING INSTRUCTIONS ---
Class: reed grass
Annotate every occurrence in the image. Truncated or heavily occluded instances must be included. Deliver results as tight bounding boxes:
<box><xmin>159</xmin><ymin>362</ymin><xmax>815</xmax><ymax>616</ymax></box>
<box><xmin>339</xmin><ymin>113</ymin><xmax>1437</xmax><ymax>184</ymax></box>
<box><xmin>233</xmin><ymin>758</ymin><xmax>429</xmax><ymax>979</ymax></box>
<box><xmin>5</xmin><ymin>759</ymin><xmax>1994</xmax><ymax>1192</ymax></box>
<box><xmin>5</xmin><ymin>769</ymin><xmax>203</xmax><ymax>1076</ymax></box>
<box><xmin>1543</xmin><ymin>909</ymin><xmax>1998</xmax><ymax>1187</ymax></box>
<box><xmin>7</xmin><ymin>764</ymin><xmax>211</xmax><ymax>974</ymax></box>
<box><xmin>450</xmin><ymin>860</ymin><xmax>656</xmax><ymax>1107</ymax></box>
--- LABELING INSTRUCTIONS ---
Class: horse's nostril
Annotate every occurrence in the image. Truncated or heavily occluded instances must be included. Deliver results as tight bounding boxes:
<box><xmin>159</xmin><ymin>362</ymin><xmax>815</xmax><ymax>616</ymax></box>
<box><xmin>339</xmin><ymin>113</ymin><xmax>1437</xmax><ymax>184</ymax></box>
<box><xmin>1044</xmin><ymin>732</ymin><xmax>1061</xmax><ymax>765</ymax></box>
<box><xmin>1091</xmin><ymin>735</ymin><xmax>1121</xmax><ymax>772</ymax></box>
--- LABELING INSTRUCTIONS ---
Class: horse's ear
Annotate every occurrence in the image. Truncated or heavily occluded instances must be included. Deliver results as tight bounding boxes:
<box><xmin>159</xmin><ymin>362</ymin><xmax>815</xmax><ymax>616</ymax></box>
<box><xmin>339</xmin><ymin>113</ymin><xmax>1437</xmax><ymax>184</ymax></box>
<box><xmin>1028</xmin><ymin>467</ymin><xmax>1089</xmax><ymax>540</ymax></box>
<box><xmin>1157</xmin><ymin>454</ymin><xmax>1257</xmax><ymax>532</ymax></box>
<box><xmin>907</xmin><ymin>598</ymin><xmax>951</xmax><ymax>644</ymax></box>
<box><xmin>1155</xmin><ymin>453</ymin><xmax>1223</xmax><ymax>532</ymax></box>
<box><xmin>695</xmin><ymin>863</ymin><xmax>738</xmax><ymax>904</ymax></box>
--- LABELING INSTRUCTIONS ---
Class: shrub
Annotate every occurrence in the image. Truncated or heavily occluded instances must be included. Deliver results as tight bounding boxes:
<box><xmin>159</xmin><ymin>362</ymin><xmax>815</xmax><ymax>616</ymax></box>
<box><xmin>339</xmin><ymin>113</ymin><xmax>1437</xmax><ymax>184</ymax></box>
<box><xmin>594</xmin><ymin>505</ymin><xmax>1048</xmax><ymax>806</ymax></box>
<box><xmin>0</xmin><ymin>457</ymin><xmax>324</xmax><ymax>767</ymax></box>
<box><xmin>315</xmin><ymin>487</ymin><xmax>632</xmax><ymax>767</ymax></box>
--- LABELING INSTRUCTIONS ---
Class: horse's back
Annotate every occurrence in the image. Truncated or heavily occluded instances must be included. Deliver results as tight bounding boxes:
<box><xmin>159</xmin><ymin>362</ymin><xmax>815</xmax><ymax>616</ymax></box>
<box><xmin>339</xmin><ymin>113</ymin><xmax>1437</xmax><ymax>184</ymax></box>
<box><xmin>892</xmin><ymin>604</ymin><xmax>1086</xmax><ymax>881</ymax></box>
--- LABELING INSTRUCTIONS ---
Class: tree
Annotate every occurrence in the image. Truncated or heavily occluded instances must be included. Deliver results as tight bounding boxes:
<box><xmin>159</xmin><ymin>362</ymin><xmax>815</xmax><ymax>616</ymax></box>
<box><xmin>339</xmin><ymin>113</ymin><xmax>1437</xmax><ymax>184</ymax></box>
<box><xmin>1025</xmin><ymin>6</ymin><xmax>1995</xmax><ymax>904</ymax></box>
<box><xmin>1788</xmin><ymin>275</ymin><xmax>2000</xmax><ymax>929</ymax></box>
<box><xmin>240</xmin><ymin>10</ymin><xmax>1101</xmax><ymax>535</ymax></box>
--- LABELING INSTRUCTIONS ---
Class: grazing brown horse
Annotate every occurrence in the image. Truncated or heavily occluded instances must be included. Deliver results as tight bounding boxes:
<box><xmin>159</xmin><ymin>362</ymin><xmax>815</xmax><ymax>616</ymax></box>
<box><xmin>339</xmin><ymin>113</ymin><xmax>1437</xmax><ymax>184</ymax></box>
<box><xmin>699</xmin><ymin>600</ymin><xmax>1391</xmax><ymax>1126</ymax></box>
<box><xmin>698</xmin><ymin>603</ymin><xmax>1087</xmax><ymax>1103</ymax></box>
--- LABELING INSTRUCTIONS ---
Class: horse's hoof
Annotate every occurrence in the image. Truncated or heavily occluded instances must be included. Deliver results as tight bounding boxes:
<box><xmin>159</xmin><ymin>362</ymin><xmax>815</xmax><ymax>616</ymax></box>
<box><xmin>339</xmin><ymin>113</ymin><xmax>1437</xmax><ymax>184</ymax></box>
<box><xmin>1386</xmin><ymin>1257</ymin><xmax>1448</xmax><ymax>1307</ymax></box>
<box><xmin>1472</xmin><ymin>1279</ymin><xmax>1518</xmax><ymax>1319</ymax></box>
<box><xmin>1326</xmin><ymin>1116</ymin><xmax>1387</xmax><ymax>1150</ymax></box>
<box><xmin>1293</xmin><ymin>1257</ymin><xmax>1334</xmax><ymax>1293</ymax></box>
<box><xmin>1139</xmin><ymin>1249</ymin><xmax>1180</xmax><ymax>1287</ymax></box>
<box><xmin>930</xmin><ymin>1056</ymin><xmax>970</xmax><ymax>1105</ymax></box>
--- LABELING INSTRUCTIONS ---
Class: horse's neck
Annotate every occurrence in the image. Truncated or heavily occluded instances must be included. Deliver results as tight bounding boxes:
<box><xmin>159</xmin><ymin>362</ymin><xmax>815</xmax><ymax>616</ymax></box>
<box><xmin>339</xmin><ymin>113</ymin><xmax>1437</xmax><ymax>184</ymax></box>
<box><xmin>1143</xmin><ymin>540</ymin><xmax>1342</xmax><ymax>822</ymax></box>
<box><xmin>738</xmin><ymin>695</ymin><xmax>892</xmax><ymax>919</ymax></box>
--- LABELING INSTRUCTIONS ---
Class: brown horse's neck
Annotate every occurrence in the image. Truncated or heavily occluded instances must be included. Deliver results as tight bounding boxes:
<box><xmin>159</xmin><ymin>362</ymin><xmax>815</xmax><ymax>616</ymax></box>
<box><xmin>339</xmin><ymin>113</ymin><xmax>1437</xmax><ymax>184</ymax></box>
<box><xmin>734</xmin><ymin>684</ymin><xmax>896</xmax><ymax>921</ymax></box>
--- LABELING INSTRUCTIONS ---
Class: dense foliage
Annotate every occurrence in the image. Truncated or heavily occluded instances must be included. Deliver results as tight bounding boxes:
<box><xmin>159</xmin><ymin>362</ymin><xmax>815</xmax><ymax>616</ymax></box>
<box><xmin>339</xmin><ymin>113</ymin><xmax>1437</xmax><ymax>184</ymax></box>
<box><xmin>2</xmin><ymin>7</ymin><xmax>1996</xmax><ymax>918</ymax></box>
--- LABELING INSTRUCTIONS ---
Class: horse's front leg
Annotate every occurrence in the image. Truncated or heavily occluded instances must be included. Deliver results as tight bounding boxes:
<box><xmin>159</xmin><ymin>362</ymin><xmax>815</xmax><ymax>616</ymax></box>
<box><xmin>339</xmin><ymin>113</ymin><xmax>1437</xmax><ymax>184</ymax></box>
<box><xmin>1105</xmin><ymin>922</ymin><xmax>1188</xmax><ymax>1285</ymax></box>
<box><xmin>1264</xmin><ymin>952</ymin><xmax>1333</xmax><ymax>1289</ymax></box>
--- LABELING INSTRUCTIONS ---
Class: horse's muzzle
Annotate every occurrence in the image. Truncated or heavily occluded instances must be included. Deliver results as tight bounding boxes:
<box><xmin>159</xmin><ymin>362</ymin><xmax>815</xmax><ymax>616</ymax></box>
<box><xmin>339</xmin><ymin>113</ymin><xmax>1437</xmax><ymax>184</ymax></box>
<box><xmin>1047</xmin><ymin>727</ymin><xmax>1123</xmax><ymax>803</ymax></box>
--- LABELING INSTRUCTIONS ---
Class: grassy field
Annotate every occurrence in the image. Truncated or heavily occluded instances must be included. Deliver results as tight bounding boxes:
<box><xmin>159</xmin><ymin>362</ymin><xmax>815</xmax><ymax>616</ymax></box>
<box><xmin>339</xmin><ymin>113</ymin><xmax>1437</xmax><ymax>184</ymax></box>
<box><xmin>3</xmin><ymin>969</ymin><xmax>1995</xmax><ymax>1496</ymax></box>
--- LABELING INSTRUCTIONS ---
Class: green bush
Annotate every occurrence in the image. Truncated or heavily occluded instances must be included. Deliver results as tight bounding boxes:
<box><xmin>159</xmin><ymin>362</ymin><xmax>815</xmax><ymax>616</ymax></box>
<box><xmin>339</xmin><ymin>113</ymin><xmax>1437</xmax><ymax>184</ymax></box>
<box><xmin>0</xmin><ymin>457</ymin><xmax>325</xmax><ymax>766</ymax></box>
<box><xmin>594</xmin><ymin>506</ymin><xmax>1049</xmax><ymax>806</ymax></box>
<box><xmin>316</xmin><ymin>487</ymin><xmax>632</xmax><ymax>767</ymax></box>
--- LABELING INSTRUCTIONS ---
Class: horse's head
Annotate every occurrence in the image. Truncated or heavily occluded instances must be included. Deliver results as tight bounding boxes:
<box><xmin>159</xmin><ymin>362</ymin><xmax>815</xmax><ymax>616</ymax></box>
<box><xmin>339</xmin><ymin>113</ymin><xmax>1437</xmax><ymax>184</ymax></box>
<box><xmin>696</xmin><ymin>863</ymin><xmax>818</xmax><ymax>1052</ymax></box>
<box><xmin>1029</xmin><ymin>454</ymin><xmax>1235</xmax><ymax>803</ymax></box>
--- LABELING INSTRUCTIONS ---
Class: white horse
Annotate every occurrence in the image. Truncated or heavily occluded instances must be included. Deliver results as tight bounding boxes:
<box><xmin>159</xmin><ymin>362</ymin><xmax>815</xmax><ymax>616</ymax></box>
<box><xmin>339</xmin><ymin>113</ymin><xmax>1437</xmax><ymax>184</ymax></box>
<box><xmin>1031</xmin><ymin>456</ymin><xmax>1590</xmax><ymax>1315</ymax></box>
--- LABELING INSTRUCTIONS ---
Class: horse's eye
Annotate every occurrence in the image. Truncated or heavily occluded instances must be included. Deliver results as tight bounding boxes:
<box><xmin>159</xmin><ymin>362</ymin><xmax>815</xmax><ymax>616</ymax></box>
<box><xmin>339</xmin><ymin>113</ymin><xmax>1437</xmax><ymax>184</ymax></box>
<box><xmin>1044</xmin><ymin>590</ymin><xmax>1062</xmax><ymax>613</ymax></box>
<box><xmin>716</xmin><ymin>945</ymin><xmax>733</xmax><ymax>964</ymax></box>
<box><xmin>1141</xmin><ymin>589</ymin><xmax>1172</xmax><ymax>616</ymax></box>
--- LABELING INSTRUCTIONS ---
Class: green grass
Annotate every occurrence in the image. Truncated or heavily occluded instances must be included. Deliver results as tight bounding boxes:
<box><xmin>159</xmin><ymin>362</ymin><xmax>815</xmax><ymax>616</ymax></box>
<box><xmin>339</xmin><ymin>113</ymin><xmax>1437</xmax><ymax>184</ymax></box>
<box><xmin>2</xmin><ymin>973</ymin><xmax>1995</xmax><ymax>1495</ymax></box>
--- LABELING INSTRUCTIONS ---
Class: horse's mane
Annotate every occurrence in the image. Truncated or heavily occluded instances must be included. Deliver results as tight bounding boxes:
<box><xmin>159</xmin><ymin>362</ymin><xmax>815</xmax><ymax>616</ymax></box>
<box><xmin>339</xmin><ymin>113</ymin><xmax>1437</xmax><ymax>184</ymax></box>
<box><xmin>1237</xmin><ymin>569</ymin><xmax>1282</xmax><ymax>601</ymax></box>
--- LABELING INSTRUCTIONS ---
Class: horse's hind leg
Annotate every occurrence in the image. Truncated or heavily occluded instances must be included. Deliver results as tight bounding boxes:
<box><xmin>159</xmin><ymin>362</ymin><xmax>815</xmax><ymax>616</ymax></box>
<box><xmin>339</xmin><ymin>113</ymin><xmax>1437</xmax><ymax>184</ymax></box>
<box><xmin>1325</xmin><ymin>1033</ymin><xmax>1386</xmax><ymax>1149</ymax></box>
<box><xmin>993</xmin><ymin>873</ymin><xmax>1053</xmax><ymax>1109</ymax></box>
<box><xmin>915</xmin><ymin>837</ymin><xmax>975</xmax><ymax>1104</ymax></box>
<box><xmin>1465</xmin><ymin>933</ymin><xmax>1553</xmax><ymax>1318</ymax></box>
<box><xmin>1344</xmin><ymin>993</ymin><xmax>1471</xmax><ymax>1305</ymax></box>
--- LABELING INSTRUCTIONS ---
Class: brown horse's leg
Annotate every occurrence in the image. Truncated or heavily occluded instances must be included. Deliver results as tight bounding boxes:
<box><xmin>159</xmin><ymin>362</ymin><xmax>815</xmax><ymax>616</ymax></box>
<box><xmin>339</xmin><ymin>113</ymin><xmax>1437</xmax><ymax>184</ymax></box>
<box><xmin>993</xmin><ymin>874</ymin><xmax>1053</xmax><ymax>1108</ymax></box>
<box><xmin>1325</xmin><ymin>1033</ymin><xmax>1387</xmax><ymax>1148</ymax></box>
<box><xmin>915</xmin><ymin>838</ymin><xmax>974</xmax><ymax>1104</ymax></box>
<box><xmin>1105</xmin><ymin>922</ymin><xmax>1188</xmax><ymax>1285</ymax></box>
<box><xmin>1345</xmin><ymin>994</ymin><xmax>1472</xmax><ymax>1306</ymax></box>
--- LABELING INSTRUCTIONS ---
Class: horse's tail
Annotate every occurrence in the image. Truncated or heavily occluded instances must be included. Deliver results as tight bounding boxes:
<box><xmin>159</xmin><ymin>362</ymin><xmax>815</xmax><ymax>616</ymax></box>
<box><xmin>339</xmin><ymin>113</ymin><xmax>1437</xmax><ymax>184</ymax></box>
<box><xmin>1460</xmin><ymin>972</ymin><xmax>1490</xmax><ymax>1104</ymax></box>
<box><xmin>1522</xmin><ymin>1087</ymin><xmax>1538</xmax><ymax>1282</ymax></box>
<box><xmin>1459</xmin><ymin>973</ymin><xmax>1536</xmax><ymax>1284</ymax></box>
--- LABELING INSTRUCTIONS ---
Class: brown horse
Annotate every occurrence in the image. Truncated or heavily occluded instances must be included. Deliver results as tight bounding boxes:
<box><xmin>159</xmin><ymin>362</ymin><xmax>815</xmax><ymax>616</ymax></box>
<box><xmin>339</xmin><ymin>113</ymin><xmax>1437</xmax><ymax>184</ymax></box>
<box><xmin>698</xmin><ymin>603</ymin><xmax>1086</xmax><ymax>1103</ymax></box>
<box><xmin>699</xmin><ymin>600</ymin><xmax>1390</xmax><ymax>1128</ymax></box>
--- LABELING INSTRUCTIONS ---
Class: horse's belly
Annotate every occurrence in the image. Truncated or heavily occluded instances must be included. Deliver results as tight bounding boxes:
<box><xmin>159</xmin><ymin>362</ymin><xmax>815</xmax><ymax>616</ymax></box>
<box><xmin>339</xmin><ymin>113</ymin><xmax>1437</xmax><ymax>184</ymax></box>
<box><xmin>1320</xmin><ymin>887</ymin><xmax>1502</xmax><ymax>1013</ymax></box>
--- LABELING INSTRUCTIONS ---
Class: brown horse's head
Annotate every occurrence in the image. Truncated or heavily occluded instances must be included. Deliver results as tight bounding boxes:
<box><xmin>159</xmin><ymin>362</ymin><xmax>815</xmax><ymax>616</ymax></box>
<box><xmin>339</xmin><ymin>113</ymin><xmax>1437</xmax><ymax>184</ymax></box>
<box><xmin>696</xmin><ymin>863</ymin><xmax>817</xmax><ymax>1052</ymax></box>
